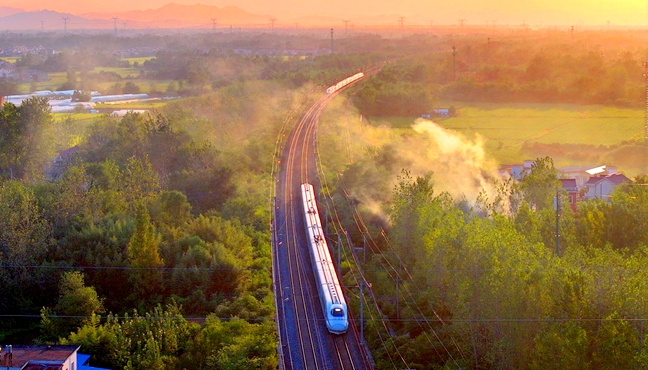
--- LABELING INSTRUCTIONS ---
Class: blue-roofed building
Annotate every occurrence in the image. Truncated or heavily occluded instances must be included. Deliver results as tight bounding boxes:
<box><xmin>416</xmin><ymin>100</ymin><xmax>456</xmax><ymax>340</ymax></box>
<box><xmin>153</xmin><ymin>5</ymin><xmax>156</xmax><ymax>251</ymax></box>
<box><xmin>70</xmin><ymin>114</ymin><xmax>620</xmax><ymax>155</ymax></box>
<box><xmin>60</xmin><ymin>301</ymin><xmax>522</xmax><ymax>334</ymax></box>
<box><xmin>78</xmin><ymin>353</ymin><xmax>111</xmax><ymax>370</ymax></box>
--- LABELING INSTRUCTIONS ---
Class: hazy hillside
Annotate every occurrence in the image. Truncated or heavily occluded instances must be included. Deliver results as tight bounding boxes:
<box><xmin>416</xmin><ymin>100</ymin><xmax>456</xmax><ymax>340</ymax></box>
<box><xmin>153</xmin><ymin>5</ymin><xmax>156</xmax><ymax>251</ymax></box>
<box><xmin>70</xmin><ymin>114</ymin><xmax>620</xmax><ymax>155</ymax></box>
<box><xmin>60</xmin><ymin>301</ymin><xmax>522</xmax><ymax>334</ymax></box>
<box><xmin>0</xmin><ymin>10</ymin><xmax>94</xmax><ymax>31</ymax></box>
<box><xmin>0</xmin><ymin>6</ymin><xmax>23</xmax><ymax>17</ymax></box>
<box><xmin>0</xmin><ymin>4</ymin><xmax>271</xmax><ymax>30</ymax></box>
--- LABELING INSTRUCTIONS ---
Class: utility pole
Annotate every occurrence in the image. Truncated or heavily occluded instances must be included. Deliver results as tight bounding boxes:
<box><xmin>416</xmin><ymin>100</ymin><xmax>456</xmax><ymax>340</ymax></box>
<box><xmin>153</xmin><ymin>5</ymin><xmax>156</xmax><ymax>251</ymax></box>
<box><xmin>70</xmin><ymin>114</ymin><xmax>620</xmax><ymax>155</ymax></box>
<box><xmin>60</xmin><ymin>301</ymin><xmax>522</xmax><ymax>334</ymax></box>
<box><xmin>211</xmin><ymin>18</ymin><xmax>217</xmax><ymax>31</ymax></box>
<box><xmin>643</xmin><ymin>59</ymin><xmax>648</xmax><ymax>142</ymax></box>
<box><xmin>395</xmin><ymin>276</ymin><xmax>401</xmax><ymax>320</ymax></box>
<box><xmin>342</xmin><ymin>19</ymin><xmax>349</xmax><ymax>35</ymax></box>
<box><xmin>362</xmin><ymin>234</ymin><xmax>367</xmax><ymax>264</ymax></box>
<box><xmin>554</xmin><ymin>190</ymin><xmax>562</xmax><ymax>256</ymax></box>
<box><xmin>337</xmin><ymin>232</ymin><xmax>342</xmax><ymax>275</ymax></box>
<box><xmin>359</xmin><ymin>281</ymin><xmax>365</xmax><ymax>344</ymax></box>
<box><xmin>452</xmin><ymin>45</ymin><xmax>457</xmax><ymax>80</ymax></box>
<box><xmin>487</xmin><ymin>37</ymin><xmax>491</xmax><ymax>59</ymax></box>
<box><xmin>62</xmin><ymin>17</ymin><xmax>68</xmax><ymax>34</ymax></box>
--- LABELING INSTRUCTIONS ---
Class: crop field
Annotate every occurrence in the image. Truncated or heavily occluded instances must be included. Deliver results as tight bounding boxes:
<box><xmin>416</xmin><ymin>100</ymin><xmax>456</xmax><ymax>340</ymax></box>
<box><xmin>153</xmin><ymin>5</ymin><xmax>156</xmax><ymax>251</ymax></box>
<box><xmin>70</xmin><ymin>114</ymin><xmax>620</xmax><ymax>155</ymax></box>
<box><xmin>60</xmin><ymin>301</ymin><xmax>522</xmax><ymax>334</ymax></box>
<box><xmin>92</xmin><ymin>100</ymin><xmax>169</xmax><ymax>110</ymax></box>
<box><xmin>440</xmin><ymin>104</ymin><xmax>642</xmax><ymax>144</ymax></box>
<box><xmin>14</xmin><ymin>57</ymin><xmax>160</xmax><ymax>94</ymax></box>
<box><xmin>123</xmin><ymin>57</ymin><xmax>155</xmax><ymax>65</ymax></box>
<box><xmin>365</xmin><ymin>103</ymin><xmax>647</xmax><ymax>174</ymax></box>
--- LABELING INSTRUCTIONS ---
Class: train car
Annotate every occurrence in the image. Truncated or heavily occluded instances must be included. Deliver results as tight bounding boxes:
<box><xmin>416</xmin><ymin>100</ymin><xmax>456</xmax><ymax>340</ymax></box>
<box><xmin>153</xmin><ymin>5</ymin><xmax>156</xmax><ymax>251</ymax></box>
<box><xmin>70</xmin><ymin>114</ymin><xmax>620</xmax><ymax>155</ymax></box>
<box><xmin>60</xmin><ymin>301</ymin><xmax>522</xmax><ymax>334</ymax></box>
<box><xmin>301</xmin><ymin>183</ymin><xmax>348</xmax><ymax>334</ymax></box>
<box><xmin>326</xmin><ymin>72</ymin><xmax>365</xmax><ymax>94</ymax></box>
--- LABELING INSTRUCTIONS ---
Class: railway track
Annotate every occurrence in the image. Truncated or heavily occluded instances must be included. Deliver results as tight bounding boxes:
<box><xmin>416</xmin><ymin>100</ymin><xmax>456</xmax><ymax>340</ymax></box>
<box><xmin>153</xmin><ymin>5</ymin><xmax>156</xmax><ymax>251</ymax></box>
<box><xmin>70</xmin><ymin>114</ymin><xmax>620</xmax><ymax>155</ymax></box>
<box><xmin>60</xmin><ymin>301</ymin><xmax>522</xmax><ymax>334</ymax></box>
<box><xmin>272</xmin><ymin>79</ymin><xmax>372</xmax><ymax>369</ymax></box>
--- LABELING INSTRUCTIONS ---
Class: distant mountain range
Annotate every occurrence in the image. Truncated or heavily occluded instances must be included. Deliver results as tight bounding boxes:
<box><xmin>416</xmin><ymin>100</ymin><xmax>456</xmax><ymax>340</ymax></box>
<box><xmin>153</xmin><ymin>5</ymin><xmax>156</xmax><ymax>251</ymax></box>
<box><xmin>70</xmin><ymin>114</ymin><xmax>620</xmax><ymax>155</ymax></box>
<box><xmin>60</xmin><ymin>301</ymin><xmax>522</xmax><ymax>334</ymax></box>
<box><xmin>0</xmin><ymin>3</ymin><xmax>273</xmax><ymax>31</ymax></box>
<box><xmin>83</xmin><ymin>3</ymin><xmax>270</xmax><ymax>27</ymax></box>
<box><xmin>0</xmin><ymin>3</ymin><xmax>412</xmax><ymax>31</ymax></box>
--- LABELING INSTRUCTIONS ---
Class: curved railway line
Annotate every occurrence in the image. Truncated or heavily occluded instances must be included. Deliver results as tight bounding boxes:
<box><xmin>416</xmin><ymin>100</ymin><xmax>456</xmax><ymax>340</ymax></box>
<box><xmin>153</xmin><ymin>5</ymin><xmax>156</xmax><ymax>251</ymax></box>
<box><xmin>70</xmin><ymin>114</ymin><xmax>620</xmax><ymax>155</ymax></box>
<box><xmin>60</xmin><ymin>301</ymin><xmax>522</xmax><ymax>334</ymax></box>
<box><xmin>272</xmin><ymin>76</ymin><xmax>373</xmax><ymax>369</ymax></box>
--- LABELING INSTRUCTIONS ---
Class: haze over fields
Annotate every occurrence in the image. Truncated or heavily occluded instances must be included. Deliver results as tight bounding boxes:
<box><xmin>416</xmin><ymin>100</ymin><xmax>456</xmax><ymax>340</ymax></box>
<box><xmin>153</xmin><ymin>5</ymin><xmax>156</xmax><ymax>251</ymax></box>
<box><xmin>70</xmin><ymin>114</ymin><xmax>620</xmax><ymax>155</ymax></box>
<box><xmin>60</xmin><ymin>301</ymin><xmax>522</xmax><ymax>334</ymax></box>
<box><xmin>1</xmin><ymin>0</ymin><xmax>647</xmax><ymax>29</ymax></box>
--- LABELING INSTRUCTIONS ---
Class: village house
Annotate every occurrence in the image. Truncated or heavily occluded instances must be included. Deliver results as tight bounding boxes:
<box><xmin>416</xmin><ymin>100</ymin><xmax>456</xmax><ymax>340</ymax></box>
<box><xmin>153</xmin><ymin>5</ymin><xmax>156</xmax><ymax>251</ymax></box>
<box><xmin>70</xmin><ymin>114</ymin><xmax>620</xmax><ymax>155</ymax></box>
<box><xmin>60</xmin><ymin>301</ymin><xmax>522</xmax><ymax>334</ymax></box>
<box><xmin>0</xmin><ymin>344</ymin><xmax>105</xmax><ymax>370</ymax></box>
<box><xmin>499</xmin><ymin>161</ymin><xmax>631</xmax><ymax>211</ymax></box>
<box><xmin>0</xmin><ymin>344</ymin><xmax>109</xmax><ymax>370</ymax></box>
<box><xmin>559</xmin><ymin>178</ymin><xmax>579</xmax><ymax>212</ymax></box>
<box><xmin>582</xmin><ymin>173</ymin><xmax>631</xmax><ymax>201</ymax></box>
<box><xmin>44</xmin><ymin>146</ymin><xmax>80</xmax><ymax>181</ymax></box>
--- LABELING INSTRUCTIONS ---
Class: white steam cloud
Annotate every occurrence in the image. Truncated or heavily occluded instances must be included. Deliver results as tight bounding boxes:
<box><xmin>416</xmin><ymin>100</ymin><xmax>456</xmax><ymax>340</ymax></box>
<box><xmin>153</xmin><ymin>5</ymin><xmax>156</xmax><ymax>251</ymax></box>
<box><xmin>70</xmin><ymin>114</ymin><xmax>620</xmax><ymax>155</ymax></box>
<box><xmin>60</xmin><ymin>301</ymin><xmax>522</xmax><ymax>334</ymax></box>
<box><xmin>408</xmin><ymin>118</ymin><xmax>497</xmax><ymax>203</ymax></box>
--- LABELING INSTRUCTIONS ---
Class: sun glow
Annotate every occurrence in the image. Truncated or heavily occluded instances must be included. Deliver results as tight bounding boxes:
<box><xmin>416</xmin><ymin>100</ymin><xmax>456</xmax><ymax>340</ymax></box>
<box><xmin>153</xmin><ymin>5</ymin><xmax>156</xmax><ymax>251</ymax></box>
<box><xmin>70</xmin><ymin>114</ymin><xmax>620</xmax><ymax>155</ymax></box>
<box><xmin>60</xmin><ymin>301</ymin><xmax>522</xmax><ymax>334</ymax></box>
<box><xmin>4</xmin><ymin>0</ymin><xmax>648</xmax><ymax>26</ymax></box>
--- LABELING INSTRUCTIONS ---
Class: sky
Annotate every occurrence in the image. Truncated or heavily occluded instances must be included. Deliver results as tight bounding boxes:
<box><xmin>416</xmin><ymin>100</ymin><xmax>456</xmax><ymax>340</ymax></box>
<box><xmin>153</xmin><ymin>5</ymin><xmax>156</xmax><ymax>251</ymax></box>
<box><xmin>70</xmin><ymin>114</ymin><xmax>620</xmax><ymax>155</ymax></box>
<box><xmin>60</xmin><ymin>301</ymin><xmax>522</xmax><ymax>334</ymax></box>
<box><xmin>4</xmin><ymin>0</ymin><xmax>648</xmax><ymax>26</ymax></box>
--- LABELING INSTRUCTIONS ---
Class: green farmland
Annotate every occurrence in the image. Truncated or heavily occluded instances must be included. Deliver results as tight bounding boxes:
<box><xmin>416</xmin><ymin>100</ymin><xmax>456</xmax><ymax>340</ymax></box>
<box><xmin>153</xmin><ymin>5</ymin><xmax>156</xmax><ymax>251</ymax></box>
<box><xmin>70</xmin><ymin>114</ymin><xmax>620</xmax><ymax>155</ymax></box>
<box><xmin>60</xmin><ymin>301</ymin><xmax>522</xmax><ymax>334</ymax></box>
<box><xmin>367</xmin><ymin>103</ymin><xmax>647</xmax><ymax>175</ymax></box>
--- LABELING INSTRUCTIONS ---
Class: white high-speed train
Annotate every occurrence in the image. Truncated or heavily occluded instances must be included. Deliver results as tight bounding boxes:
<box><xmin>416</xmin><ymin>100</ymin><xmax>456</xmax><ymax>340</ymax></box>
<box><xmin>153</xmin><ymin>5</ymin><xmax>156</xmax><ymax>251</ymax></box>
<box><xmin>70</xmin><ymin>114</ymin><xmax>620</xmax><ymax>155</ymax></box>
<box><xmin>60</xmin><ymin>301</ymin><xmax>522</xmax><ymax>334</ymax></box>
<box><xmin>326</xmin><ymin>72</ymin><xmax>364</xmax><ymax>94</ymax></box>
<box><xmin>301</xmin><ymin>183</ymin><xmax>348</xmax><ymax>334</ymax></box>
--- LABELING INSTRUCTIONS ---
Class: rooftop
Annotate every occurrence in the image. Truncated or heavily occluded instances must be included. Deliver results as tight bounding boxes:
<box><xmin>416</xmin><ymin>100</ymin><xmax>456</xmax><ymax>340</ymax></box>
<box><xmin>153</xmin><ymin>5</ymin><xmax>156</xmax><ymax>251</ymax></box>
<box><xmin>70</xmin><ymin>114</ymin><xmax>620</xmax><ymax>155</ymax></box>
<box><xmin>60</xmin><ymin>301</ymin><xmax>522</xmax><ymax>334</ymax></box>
<box><xmin>1</xmin><ymin>345</ymin><xmax>79</xmax><ymax>369</ymax></box>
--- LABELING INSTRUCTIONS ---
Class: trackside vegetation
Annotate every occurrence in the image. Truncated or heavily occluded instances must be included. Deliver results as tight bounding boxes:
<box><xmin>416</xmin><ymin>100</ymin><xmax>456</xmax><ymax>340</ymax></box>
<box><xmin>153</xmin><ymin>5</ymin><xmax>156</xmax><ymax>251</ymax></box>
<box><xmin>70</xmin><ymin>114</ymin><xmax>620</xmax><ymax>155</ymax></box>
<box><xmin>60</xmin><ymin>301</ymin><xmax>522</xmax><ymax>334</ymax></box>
<box><xmin>1</xmin><ymin>28</ymin><xmax>648</xmax><ymax>369</ymax></box>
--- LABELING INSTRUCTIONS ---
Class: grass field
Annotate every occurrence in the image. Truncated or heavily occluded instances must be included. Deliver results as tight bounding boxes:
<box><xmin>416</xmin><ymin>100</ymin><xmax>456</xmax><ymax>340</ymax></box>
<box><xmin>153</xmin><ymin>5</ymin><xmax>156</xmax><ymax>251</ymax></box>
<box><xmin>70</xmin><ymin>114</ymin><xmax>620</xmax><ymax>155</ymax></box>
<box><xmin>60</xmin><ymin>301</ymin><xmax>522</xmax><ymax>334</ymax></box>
<box><xmin>365</xmin><ymin>102</ymin><xmax>647</xmax><ymax>174</ymax></box>
<box><xmin>13</xmin><ymin>57</ymin><xmax>160</xmax><ymax>94</ymax></box>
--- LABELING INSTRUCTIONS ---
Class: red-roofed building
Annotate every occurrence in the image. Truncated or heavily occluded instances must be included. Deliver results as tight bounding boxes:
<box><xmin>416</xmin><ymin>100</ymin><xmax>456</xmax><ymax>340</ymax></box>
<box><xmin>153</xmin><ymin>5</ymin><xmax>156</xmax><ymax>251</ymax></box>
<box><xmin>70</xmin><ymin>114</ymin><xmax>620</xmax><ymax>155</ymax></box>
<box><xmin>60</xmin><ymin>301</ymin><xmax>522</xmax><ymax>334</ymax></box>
<box><xmin>560</xmin><ymin>178</ymin><xmax>579</xmax><ymax>212</ymax></box>
<box><xmin>583</xmin><ymin>173</ymin><xmax>630</xmax><ymax>201</ymax></box>
<box><xmin>1</xmin><ymin>345</ymin><xmax>109</xmax><ymax>370</ymax></box>
<box><xmin>1</xmin><ymin>345</ymin><xmax>79</xmax><ymax>370</ymax></box>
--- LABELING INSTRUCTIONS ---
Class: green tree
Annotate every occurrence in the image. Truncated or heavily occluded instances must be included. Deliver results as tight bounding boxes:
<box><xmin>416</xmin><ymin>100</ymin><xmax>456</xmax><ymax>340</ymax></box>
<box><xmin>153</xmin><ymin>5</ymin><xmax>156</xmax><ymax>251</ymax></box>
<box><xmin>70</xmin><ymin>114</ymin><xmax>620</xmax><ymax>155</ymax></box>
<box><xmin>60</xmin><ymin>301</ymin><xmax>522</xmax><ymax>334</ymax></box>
<box><xmin>41</xmin><ymin>271</ymin><xmax>104</xmax><ymax>341</ymax></box>
<box><xmin>0</xmin><ymin>81</ymin><xmax>18</xmax><ymax>97</ymax></box>
<box><xmin>127</xmin><ymin>203</ymin><xmax>163</xmax><ymax>304</ymax></box>
<box><xmin>59</xmin><ymin>69</ymin><xmax>78</xmax><ymax>90</ymax></box>
<box><xmin>123</xmin><ymin>81</ymin><xmax>141</xmax><ymax>94</ymax></box>
<box><xmin>531</xmin><ymin>322</ymin><xmax>589</xmax><ymax>370</ymax></box>
<box><xmin>0</xmin><ymin>181</ymin><xmax>51</xmax><ymax>311</ymax></box>
<box><xmin>71</xmin><ymin>90</ymin><xmax>92</xmax><ymax>102</ymax></box>
<box><xmin>121</xmin><ymin>155</ymin><xmax>161</xmax><ymax>207</ymax></box>
<box><xmin>516</xmin><ymin>157</ymin><xmax>561</xmax><ymax>211</ymax></box>
<box><xmin>591</xmin><ymin>313</ymin><xmax>638</xmax><ymax>369</ymax></box>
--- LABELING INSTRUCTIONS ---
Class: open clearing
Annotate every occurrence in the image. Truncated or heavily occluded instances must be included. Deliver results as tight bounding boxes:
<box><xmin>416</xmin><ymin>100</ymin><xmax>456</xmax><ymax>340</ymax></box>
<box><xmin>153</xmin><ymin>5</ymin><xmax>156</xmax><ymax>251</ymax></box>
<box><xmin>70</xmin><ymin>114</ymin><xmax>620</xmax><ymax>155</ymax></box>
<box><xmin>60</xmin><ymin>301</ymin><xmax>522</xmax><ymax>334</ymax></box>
<box><xmin>366</xmin><ymin>103</ymin><xmax>644</xmax><ymax>168</ymax></box>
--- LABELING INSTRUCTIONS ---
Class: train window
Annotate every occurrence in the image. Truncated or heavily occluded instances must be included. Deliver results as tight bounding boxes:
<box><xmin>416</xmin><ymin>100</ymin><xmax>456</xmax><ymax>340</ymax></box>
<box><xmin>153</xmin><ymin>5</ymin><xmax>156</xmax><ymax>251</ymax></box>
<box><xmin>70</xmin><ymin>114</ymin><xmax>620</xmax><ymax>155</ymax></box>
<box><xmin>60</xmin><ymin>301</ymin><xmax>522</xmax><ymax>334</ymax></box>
<box><xmin>331</xmin><ymin>307</ymin><xmax>345</xmax><ymax>317</ymax></box>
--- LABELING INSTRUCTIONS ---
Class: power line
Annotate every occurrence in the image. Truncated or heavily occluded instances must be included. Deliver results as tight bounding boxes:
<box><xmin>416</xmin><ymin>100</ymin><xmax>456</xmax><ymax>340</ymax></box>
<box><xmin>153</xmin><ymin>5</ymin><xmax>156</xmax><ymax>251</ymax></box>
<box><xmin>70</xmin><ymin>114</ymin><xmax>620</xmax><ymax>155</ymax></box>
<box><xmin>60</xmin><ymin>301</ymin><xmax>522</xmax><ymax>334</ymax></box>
<box><xmin>3</xmin><ymin>314</ymin><xmax>648</xmax><ymax>324</ymax></box>
<box><xmin>0</xmin><ymin>265</ymin><xmax>265</xmax><ymax>271</ymax></box>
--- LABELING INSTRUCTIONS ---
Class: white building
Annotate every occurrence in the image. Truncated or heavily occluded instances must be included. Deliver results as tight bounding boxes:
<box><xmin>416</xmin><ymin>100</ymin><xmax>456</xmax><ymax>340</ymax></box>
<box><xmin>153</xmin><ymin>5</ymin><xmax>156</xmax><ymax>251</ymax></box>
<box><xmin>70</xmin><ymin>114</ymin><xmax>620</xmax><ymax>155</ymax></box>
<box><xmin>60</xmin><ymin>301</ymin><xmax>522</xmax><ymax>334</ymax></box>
<box><xmin>582</xmin><ymin>173</ymin><xmax>630</xmax><ymax>201</ymax></box>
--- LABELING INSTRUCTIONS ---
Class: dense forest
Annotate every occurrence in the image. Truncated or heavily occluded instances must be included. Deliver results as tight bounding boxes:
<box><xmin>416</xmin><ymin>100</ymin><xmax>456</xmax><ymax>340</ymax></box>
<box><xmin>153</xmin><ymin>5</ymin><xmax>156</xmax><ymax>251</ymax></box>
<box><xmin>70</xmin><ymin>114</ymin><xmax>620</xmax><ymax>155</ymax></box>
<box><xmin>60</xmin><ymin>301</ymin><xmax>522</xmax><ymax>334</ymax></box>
<box><xmin>2</xmin><ymin>28</ymin><xmax>648</xmax><ymax>369</ymax></box>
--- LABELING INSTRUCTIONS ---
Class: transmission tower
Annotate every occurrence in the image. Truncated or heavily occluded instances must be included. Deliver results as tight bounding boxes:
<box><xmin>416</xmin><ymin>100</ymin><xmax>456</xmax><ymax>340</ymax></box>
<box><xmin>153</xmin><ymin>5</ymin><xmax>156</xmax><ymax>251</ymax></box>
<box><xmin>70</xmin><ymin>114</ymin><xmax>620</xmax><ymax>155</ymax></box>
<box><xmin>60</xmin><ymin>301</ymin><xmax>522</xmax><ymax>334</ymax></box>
<box><xmin>40</xmin><ymin>20</ymin><xmax>44</xmax><ymax>30</ymax></box>
<box><xmin>342</xmin><ymin>19</ymin><xmax>349</xmax><ymax>35</ymax></box>
<box><xmin>398</xmin><ymin>16</ymin><xmax>405</xmax><ymax>28</ymax></box>
<box><xmin>458</xmin><ymin>19</ymin><xmax>466</xmax><ymax>28</ymax></box>
<box><xmin>112</xmin><ymin>17</ymin><xmax>118</xmax><ymax>35</ymax></box>
<box><xmin>270</xmin><ymin>17</ymin><xmax>276</xmax><ymax>30</ymax></box>
<box><xmin>330</xmin><ymin>28</ymin><xmax>334</xmax><ymax>52</ymax></box>
<box><xmin>211</xmin><ymin>18</ymin><xmax>217</xmax><ymax>31</ymax></box>
<box><xmin>63</xmin><ymin>17</ymin><xmax>68</xmax><ymax>34</ymax></box>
